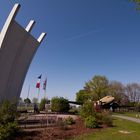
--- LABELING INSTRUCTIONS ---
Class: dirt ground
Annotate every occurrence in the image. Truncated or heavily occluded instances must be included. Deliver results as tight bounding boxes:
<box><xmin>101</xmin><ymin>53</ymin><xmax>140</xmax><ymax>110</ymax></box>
<box><xmin>16</xmin><ymin>118</ymin><xmax>107</xmax><ymax>140</ymax></box>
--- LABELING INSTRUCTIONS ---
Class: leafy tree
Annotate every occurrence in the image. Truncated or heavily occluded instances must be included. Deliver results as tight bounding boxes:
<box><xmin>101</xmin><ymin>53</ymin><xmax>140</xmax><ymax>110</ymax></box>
<box><xmin>131</xmin><ymin>0</ymin><xmax>140</xmax><ymax>5</ymax></box>
<box><xmin>39</xmin><ymin>98</ymin><xmax>49</xmax><ymax>111</ymax></box>
<box><xmin>24</xmin><ymin>98</ymin><xmax>31</xmax><ymax>104</ymax></box>
<box><xmin>132</xmin><ymin>0</ymin><xmax>140</xmax><ymax>3</ymax></box>
<box><xmin>131</xmin><ymin>0</ymin><xmax>140</xmax><ymax>9</ymax></box>
<box><xmin>76</xmin><ymin>89</ymin><xmax>91</xmax><ymax>104</ymax></box>
<box><xmin>51</xmin><ymin>97</ymin><xmax>70</xmax><ymax>112</ymax></box>
<box><xmin>76</xmin><ymin>75</ymin><xmax>110</xmax><ymax>104</ymax></box>
<box><xmin>84</xmin><ymin>75</ymin><xmax>110</xmax><ymax>100</ymax></box>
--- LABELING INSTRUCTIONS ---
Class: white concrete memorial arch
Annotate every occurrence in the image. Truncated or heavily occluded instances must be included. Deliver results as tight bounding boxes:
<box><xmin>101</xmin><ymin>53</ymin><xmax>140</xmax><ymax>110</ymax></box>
<box><xmin>0</xmin><ymin>4</ymin><xmax>46</xmax><ymax>102</ymax></box>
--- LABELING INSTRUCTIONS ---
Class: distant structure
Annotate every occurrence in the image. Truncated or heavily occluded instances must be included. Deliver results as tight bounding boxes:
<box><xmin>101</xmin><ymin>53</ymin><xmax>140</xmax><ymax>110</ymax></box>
<box><xmin>0</xmin><ymin>4</ymin><xmax>46</xmax><ymax>102</ymax></box>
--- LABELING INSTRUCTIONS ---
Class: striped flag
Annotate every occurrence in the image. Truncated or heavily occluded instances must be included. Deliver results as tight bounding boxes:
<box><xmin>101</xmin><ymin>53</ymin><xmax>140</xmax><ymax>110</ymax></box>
<box><xmin>43</xmin><ymin>78</ymin><xmax>47</xmax><ymax>90</ymax></box>
<box><xmin>36</xmin><ymin>75</ymin><xmax>42</xmax><ymax>88</ymax></box>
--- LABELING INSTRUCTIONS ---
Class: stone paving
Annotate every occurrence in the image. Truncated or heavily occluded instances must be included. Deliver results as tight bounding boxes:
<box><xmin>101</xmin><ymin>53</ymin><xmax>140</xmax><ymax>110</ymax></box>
<box><xmin>113</xmin><ymin>115</ymin><xmax>140</xmax><ymax>124</ymax></box>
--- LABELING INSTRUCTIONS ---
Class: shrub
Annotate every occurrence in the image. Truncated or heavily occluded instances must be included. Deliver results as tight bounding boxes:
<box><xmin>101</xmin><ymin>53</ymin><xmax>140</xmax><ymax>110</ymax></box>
<box><xmin>0</xmin><ymin>121</ymin><xmax>19</xmax><ymax>140</ymax></box>
<box><xmin>24</xmin><ymin>98</ymin><xmax>31</xmax><ymax>104</ymax></box>
<box><xmin>0</xmin><ymin>100</ymin><xmax>19</xmax><ymax>140</ymax></box>
<box><xmin>57</xmin><ymin>118</ymin><xmax>68</xmax><ymax>130</ymax></box>
<box><xmin>95</xmin><ymin>112</ymin><xmax>113</xmax><ymax>126</ymax></box>
<box><xmin>80</xmin><ymin>101</ymin><xmax>113</xmax><ymax>128</ymax></box>
<box><xmin>65</xmin><ymin>116</ymin><xmax>75</xmax><ymax>125</ymax></box>
<box><xmin>80</xmin><ymin>101</ymin><xmax>96</xmax><ymax>119</ymax></box>
<box><xmin>95</xmin><ymin>113</ymin><xmax>104</xmax><ymax>125</ymax></box>
<box><xmin>85</xmin><ymin>116</ymin><xmax>98</xmax><ymax>128</ymax></box>
<box><xmin>68</xmin><ymin>108</ymin><xmax>79</xmax><ymax>114</ymax></box>
<box><xmin>0</xmin><ymin>100</ymin><xmax>18</xmax><ymax>124</ymax></box>
<box><xmin>135</xmin><ymin>103</ymin><xmax>140</xmax><ymax>112</ymax></box>
<box><xmin>102</xmin><ymin>115</ymin><xmax>113</xmax><ymax>126</ymax></box>
<box><xmin>39</xmin><ymin>98</ymin><xmax>49</xmax><ymax>111</ymax></box>
<box><xmin>51</xmin><ymin>97</ymin><xmax>70</xmax><ymax>112</ymax></box>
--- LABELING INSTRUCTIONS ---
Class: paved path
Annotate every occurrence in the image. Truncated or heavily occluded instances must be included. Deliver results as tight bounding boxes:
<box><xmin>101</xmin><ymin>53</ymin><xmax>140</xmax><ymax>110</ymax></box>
<box><xmin>113</xmin><ymin>115</ymin><xmax>140</xmax><ymax>124</ymax></box>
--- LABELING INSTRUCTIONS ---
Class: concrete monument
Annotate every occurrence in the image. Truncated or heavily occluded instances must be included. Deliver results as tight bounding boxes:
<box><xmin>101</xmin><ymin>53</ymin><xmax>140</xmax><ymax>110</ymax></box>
<box><xmin>0</xmin><ymin>3</ymin><xmax>46</xmax><ymax>102</ymax></box>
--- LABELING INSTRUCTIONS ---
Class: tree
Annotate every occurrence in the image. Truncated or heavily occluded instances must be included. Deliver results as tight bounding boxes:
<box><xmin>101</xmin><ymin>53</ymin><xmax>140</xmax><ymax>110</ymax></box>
<box><xmin>84</xmin><ymin>75</ymin><xmax>110</xmax><ymax>100</ymax></box>
<box><xmin>131</xmin><ymin>0</ymin><xmax>140</xmax><ymax>9</ymax></box>
<box><xmin>24</xmin><ymin>98</ymin><xmax>31</xmax><ymax>104</ymax></box>
<box><xmin>51</xmin><ymin>97</ymin><xmax>70</xmax><ymax>112</ymax></box>
<box><xmin>132</xmin><ymin>0</ymin><xmax>140</xmax><ymax>3</ymax></box>
<box><xmin>76</xmin><ymin>75</ymin><xmax>110</xmax><ymax>103</ymax></box>
<box><xmin>126</xmin><ymin>83</ymin><xmax>140</xmax><ymax>103</ymax></box>
<box><xmin>76</xmin><ymin>75</ymin><xmax>131</xmax><ymax>105</ymax></box>
<box><xmin>76</xmin><ymin>89</ymin><xmax>91</xmax><ymax>104</ymax></box>
<box><xmin>39</xmin><ymin>98</ymin><xmax>49</xmax><ymax>111</ymax></box>
<box><xmin>131</xmin><ymin>0</ymin><xmax>140</xmax><ymax>4</ymax></box>
<box><xmin>109</xmin><ymin>81</ymin><xmax>129</xmax><ymax>105</ymax></box>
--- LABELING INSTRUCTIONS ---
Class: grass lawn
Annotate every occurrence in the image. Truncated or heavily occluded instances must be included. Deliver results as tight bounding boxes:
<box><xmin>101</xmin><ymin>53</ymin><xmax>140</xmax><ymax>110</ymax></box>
<box><xmin>71</xmin><ymin>118</ymin><xmax>140</xmax><ymax>140</ymax></box>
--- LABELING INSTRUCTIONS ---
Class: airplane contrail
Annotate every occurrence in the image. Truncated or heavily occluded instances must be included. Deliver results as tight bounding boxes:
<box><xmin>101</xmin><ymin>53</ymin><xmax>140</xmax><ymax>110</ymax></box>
<box><xmin>59</xmin><ymin>28</ymin><xmax>103</xmax><ymax>42</ymax></box>
<box><xmin>48</xmin><ymin>28</ymin><xmax>103</xmax><ymax>46</ymax></box>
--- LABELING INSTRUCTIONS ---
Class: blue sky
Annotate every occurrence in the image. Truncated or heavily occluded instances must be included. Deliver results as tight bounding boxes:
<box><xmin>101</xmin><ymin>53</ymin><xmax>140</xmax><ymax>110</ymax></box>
<box><xmin>0</xmin><ymin>0</ymin><xmax>140</xmax><ymax>101</ymax></box>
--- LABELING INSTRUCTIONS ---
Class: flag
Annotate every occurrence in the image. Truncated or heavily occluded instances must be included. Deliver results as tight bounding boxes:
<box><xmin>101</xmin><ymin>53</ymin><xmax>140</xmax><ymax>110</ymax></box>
<box><xmin>36</xmin><ymin>75</ymin><xmax>42</xmax><ymax>88</ymax></box>
<box><xmin>43</xmin><ymin>78</ymin><xmax>47</xmax><ymax>90</ymax></box>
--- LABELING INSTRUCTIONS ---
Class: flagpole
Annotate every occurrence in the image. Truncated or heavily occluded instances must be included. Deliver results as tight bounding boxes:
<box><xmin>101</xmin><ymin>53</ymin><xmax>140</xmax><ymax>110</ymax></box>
<box><xmin>36</xmin><ymin>74</ymin><xmax>42</xmax><ymax>103</ymax></box>
<box><xmin>43</xmin><ymin>77</ymin><xmax>47</xmax><ymax>99</ymax></box>
<box><xmin>37</xmin><ymin>88</ymin><xmax>40</xmax><ymax>102</ymax></box>
<box><xmin>44</xmin><ymin>89</ymin><xmax>46</xmax><ymax>99</ymax></box>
